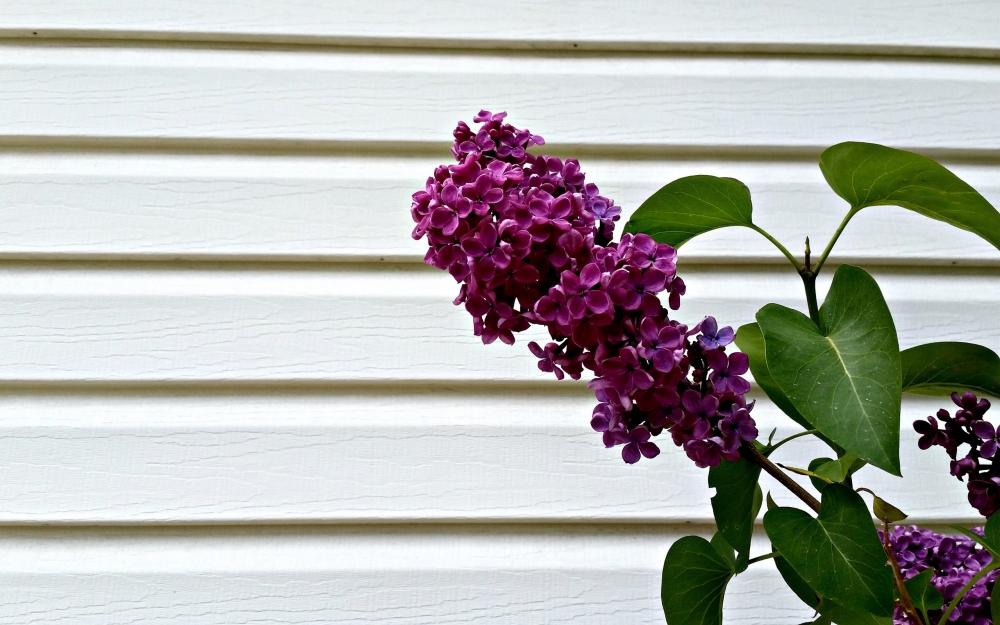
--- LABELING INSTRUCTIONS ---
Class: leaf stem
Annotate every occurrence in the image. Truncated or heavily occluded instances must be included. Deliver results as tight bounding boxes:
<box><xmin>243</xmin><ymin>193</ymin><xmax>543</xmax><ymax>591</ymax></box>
<box><xmin>741</xmin><ymin>442</ymin><xmax>821</xmax><ymax>513</ymax></box>
<box><xmin>750</xmin><ymin>224</ymin><xmax>803</xmax><ymax>272</ymax></box>
<box><xmin>812</xmin><ymin>207</ymin><xmax>860</xmax><ymax>275</ymax></box>
<box><xmin>766</xmin><ymin>429</ymin><xmax>818</xmax><ymax>453</ymax></box>
<box><xmin>800</xmin><ymin>270</ymin><xmax>821</xmax><ymax>326</ymax></box>
<box><xmin>937</xmin><ymin>562</ymin><xmax>998</xmax><ymax>625</ymax></box>
<box><xmin>747</xmin><ymin>551</ymin><xmax>778</xmax><ymax>565</ymax></box>
<box><xmin>881</xmin><ymin>520</ymin><xmax>923</xmax><ymax>625</ymax></box>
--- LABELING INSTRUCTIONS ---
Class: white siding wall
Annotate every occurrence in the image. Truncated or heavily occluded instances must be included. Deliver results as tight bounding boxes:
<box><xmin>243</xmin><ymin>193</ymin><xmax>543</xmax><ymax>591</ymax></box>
<box><xmin>0</xmin><ymin>3</ymin><xmax>998</xmax><ymax>623</ymax></box>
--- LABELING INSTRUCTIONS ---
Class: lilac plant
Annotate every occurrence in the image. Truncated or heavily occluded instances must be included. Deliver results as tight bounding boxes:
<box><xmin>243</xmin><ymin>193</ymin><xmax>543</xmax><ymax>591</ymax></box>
<box><xmin>413</xmin><ymin>112</ymin><xmax>1000</xmax><ymax>625</ymax></box>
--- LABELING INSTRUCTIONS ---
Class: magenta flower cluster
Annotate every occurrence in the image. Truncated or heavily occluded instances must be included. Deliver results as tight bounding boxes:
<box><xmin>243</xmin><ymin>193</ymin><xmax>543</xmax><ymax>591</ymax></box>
<box><xmin>914</xmin><ymin>392</ymin><xmax>999</xmax><ymax>517</ymax></box>
<box><xmin>410</xmin><ymin>111</ymin><xmax>756</xmax><ymax>465</ymax></box>
<box><xmin>886</xmin><ymin>525</ymin><xmax>996</xmax><ymax>625</ymax></box>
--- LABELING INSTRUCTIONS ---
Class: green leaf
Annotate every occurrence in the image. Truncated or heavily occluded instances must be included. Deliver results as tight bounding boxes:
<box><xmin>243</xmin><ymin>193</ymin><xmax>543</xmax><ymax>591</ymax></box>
<box><xmin>661</xmin><ymin>535</ymin><xmax>735</xmax><ymax>625</ymax></box>
<box><xmin>735</xmin><ymin>323</ymin><xmax>813</xmax><ymax>431</ymax></box>
<box><xmin>757</xmin><ymin>265</ymin><xmax>902</xmax><ymax>475</ymax></box>
<box><xmin>992</xmin><ymin>578</ymin><xmax>1000</xmax><ymax>624</ymax></box>
<box><xmin>774</xmin><ymin>553</ymin><xmax>820</xmax><ymax>609</ymax></box>
<box><xmin>623</xmin><ymin>175</ymin><xmax>754</xmax><ymax>247</ymax></box>
<box><xmin>870</xmin><ymin>496</ymin><xmax>907</xmax><ymax>524</ymax></box>
<box><xmin>901</xmin><ymin>342</ymin><xmax>1000</xmax><ymax>399</ymax></box>
<box><xmin>819</xmin><ymin>142</ymin><xmax>1000</xmax><ymax>251</ymax></box>
<box><xmin>808</xmin><ymin>457</ymin><xmax>836</xmax><ymax>492</ymax></box>
<box><xmin>814</xmin><ymin>453</ymin><xmax>865</xmax><ymax>483</ymax></box>
<box><xmin>987</xmin><ymin>511</ymin><xmax>1000</xmax><ymax>548</ymax></box>
<box><xmin>764</xmin><ymin>484</ymin><xmax>894</xmax><ymax>616</ymax></box>
<box><xmin>709</xmin><ymin>458</ymin><xmax>762</xmax><ymax>567</ymax></box>
<box><xmin>904</xmin><ymin>569</ymin><xmax>944</xmax><ymax>612</ymax></box>
<box><xmin>766</xmin><ymin>492</ymin><xmax>778</xmax><ymax>511</ymax></box>
<box><xmin>820</xmin><ymin>601</ymin><xmax>892</xmax><ymax>625</ymax></box>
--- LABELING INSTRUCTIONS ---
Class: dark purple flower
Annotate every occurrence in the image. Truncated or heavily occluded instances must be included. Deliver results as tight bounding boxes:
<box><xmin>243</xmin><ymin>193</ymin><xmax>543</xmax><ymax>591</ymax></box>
<box><xmin>706</xmin><ymin>350</ymin><xmax>751</xmax><ymax>395</ymax></box>
<box><xmin>620</xmin><ymin>425</ymin><xmax>660</xmax><ymax>464</ymax></box>
<box><xmin>698</xmin><ymin>316</ymin><xmax>735</xmax><ymax>350</ymax></box>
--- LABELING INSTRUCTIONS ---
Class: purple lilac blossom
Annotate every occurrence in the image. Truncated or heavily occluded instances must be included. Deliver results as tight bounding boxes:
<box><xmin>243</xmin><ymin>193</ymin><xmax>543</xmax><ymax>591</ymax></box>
<box><xmin>914</xmin><ymin>392</ymin><xmax>999</xmax><ymax>516</ymax></box>
<box><xmin>411</xmin><ymin>111</ymin><xmax>755</xmax><ymax>465</ymax></box>
<box><xmin>886</xmin><ymin>525</ymin><xmax>996</xmax><ymax>625</ymax></box>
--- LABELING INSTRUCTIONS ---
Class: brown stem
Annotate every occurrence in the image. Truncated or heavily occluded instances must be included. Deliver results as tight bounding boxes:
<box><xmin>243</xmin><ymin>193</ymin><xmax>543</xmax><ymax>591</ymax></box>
<box><xmin>741</xmin><ymin>442</ymin><xmax>821</xmax><ymax>513</ymax></box>
<box><xmin>882</xmin><ymin>520</ymin><xmax>923</xmax><ymax>624</ymax></box>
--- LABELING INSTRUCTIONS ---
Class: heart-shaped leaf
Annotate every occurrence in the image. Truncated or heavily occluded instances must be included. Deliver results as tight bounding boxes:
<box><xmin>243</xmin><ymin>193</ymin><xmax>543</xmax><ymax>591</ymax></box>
<box><xmin>764</xmin><ymin>484</ymin><xmax>894</xmax><ymax>617</ymax></box>
<box><xmin>819</xmin><ymin>142</ymin><xmax>1000</xmax><ymax>251</ymax></box>
<box><xmin>757</xmin><ymin>265</ymin><xmax>902</xmax><ymax>475</ymax></box>
<box><xmin>904</xmin><ymin>569</ymin><xmax>944</xmax><ymax>612</ymax></box>
<box><xmin>820</xmin><ymin>601</ymin><xmax>892</xmax><ymax>625</ymax></box>
<box><xmin>735</xmin><ymin>323</ymin><xmax>812</xmax><ymax>430</ymax></box>
<box><xmin>709</xmin><ymin>458</ymin><xmax>761</xmax><ymax>568</ymax></box>
<box><xmin>901</xmin><ymin>342</ymin><xmax>1000</xmax><ymax>399</ymax></box>
<box><xmin>661</xmin><ymin>534</ymin><xmax>735</xmax><ymax>625</ymax></box>
<box><xmin>774</xmin><ymin>553</ymin><xmax>820</xmax><ymax>609</ymax></box>
<box><xmin>624</xmin><ymin>175</ymin><xmax>754</xmax><ymax>247</ymax></box>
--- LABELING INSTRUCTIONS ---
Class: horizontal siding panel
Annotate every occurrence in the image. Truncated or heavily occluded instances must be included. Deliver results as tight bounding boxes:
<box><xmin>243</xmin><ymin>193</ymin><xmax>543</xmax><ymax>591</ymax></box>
<box><xmin>0</xmin><ymin>391</ymin><xmax>974</xmax><ymax>523</ymax></box>
<box><xmin>0</xmin><ymin>266</ymin><xmax>994</xmax><ymax>382</ymax></box>
<box><xmin>0</xmin><ymin>526</ymin><xmax>819</xmax><ymax>624</ymax></box>
<box><xmin>2</xmin><ymin>152</ymin><xmax>999</xmax><ymax>265</ymax></box>
<box><xmin>2</xmin><ymin>47</ymin><xmax>1000</xmax><ymax>151</ymax></box>
<box><xmin>0</xmin><ymin>1</ymin><xmax>998</xmax><ymax>56</ymax></box>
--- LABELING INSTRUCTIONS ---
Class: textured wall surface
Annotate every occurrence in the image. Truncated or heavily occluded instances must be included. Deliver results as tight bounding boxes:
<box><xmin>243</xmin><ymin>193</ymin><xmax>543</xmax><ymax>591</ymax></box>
<box><xmin>0</xmin><ymin>2</ymin><xmax>998</xmax><ymax>623</ymax></box>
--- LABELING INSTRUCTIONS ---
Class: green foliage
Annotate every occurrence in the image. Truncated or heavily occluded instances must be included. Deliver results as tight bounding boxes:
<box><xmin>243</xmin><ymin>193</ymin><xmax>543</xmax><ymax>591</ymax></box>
<box><xmin>901</xmin><ymin>342</ymin><xmax>1000</xmax><ymax>399</ymax></box>
<box><xmin>709</xmin><ymin>458</ymin><xmax>762</xmax><ymax>569</ymax></box>
<box><xmin>774</xmin><ymin>553</ymin><xmax>819</xmax><ymax>609</ymax></box>
<box><xmin>763</xmin><ymin>484</ymin><xmax>894</xmax><ymax>617</ymax></box>
<box><xmin>623</xmin><ymin>175</ymin><xmax>754</xmax><ymax>247</ymax></box>
<box><xmin>870</xmin><ymin>496</ymin><xmax>907</xmax><ymax>524</ymax></box>
<box><xmin>813</xmin><ymin>453</ymin><xmax>866</xmax><ymax>484</ymax></box>
<box><xmin>757</xmin><ymin>265</ymin><xmax>902</xmax><ymax>475</ymax></box>
<box><xmin>734</xmin><ymin>323</ymin><xmax>812</xmax><ymax>431</ymax></box>
<box><xmin>820</xmin><ymin>601</ymin><xmax>892</xmax><ymax>625</ymax></box>
<box><xmin>642</xmin><ymin>142</ymin><xmax>1000</xmax><ymax>624</ymax></box>
<box><xmin>661</xmin><ymin>535</ymin><xmax>735</xmax><ymax>625</ymax></box>
<box><xmin>992</xmin><ymin>581</ymin><xmax>1000</xmax><ymax>625</ymax></box>
<box><xmin>904</xmin><ymin>569</ymin><xmax>944</xmax><ymax>612</ymax></box>
<box><xmin>819</xmin><ymin>142</ymin><xmax>1000</xmax><ymax>251</ymax></box>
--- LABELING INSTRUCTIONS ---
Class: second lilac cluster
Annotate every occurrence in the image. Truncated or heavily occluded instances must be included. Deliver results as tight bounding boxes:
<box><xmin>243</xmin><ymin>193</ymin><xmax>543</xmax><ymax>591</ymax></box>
<box><xmin>887</xmin><ymin>525</ymin><xmax>996</xmax><ymax>625</ymax></box>
<box><xmin>410</xmin><ymin>111</ymin><xmax>756</xmax><ymax>465</ymax></box>
<box><xmin>914</xmin><ymin>392</ymin><xmax>998</xmax><ymax>516</ymax></box>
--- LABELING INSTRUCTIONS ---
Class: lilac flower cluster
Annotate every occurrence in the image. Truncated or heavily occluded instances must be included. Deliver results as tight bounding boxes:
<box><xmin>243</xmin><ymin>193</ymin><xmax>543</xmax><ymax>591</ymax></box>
<box><xmin>914</xmin><ymin>392</ymin><xmax>999</xmax><ymax>517</ymax></box>
<box><xmin>886</xmin><ymin>525</ymin><xmax>997</xmax><ymax>625</ymax></box>
<box><xmin>410</xmin><ymin>111</ymin><xmax>756</xmax><ymax>465</ymax></box>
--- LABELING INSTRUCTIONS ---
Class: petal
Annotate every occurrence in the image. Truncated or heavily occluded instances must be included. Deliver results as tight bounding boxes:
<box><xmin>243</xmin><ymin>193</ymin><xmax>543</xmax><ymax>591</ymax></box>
<box><xmin>638</xmin><ymin>442</ymin><xmax>661</xmax><ymax>459</ymax></box>
<box><xmin>579</xmin><ymin>263</ymin><xmax>602</xmax><ymax>288</ymax></box>
<box><xmin>681</xmin><ymin>389</ymin><xmax>703</xmax><ymax>414</ymax></box>
<box><xmin>728</xmin><ymin>351</ymin><xmax>750</xmax><ymax>375</ymax></box>
<box><xmin>639</xmin><ymin>317</ymin><xmax>660</xmax><ymax>343</ymax></box>
<box><xmin>973</xmin><ymin>421</ymin><xmax>996</xmax><ymax>439</ymax></box>
<box><xmin>622</xmin><ymin>442</ymin><xmax>641</xmax><ymax>464</ymax></box>
<box><xmin>633</xmin><ymin>369</ymin><xmax>655</xmax><ymax>390</ymax></box>
<box><xmin>652</xmin><ymin>350</ymin><xmax>676</xmax><ymax>372</ymax></box>
<box><xmin>585</xmin><ymin>291</ymin><xmax>612</xmax><ymax>314</ymax></box>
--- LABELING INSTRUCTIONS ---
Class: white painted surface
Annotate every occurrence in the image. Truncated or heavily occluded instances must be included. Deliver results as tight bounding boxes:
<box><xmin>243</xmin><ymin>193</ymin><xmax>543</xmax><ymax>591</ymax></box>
<box><xmin>0</xmin><ymin>4</ymin><xmax>997</xmax><ymax>623</ymax></box>
<box><xmin>2</xmin><ymin>47</ymin><xmax>1000</xmax><ymax>150</ymax></box>
<box><xmin>0</xmin><ymin>1</ymin><xmax>997</xmax><ymax>56</ymax></box>
<box><xmin>1</xmin><ymin>153</ymin><xmax>998</xmax><ymax>264</ymax></box>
